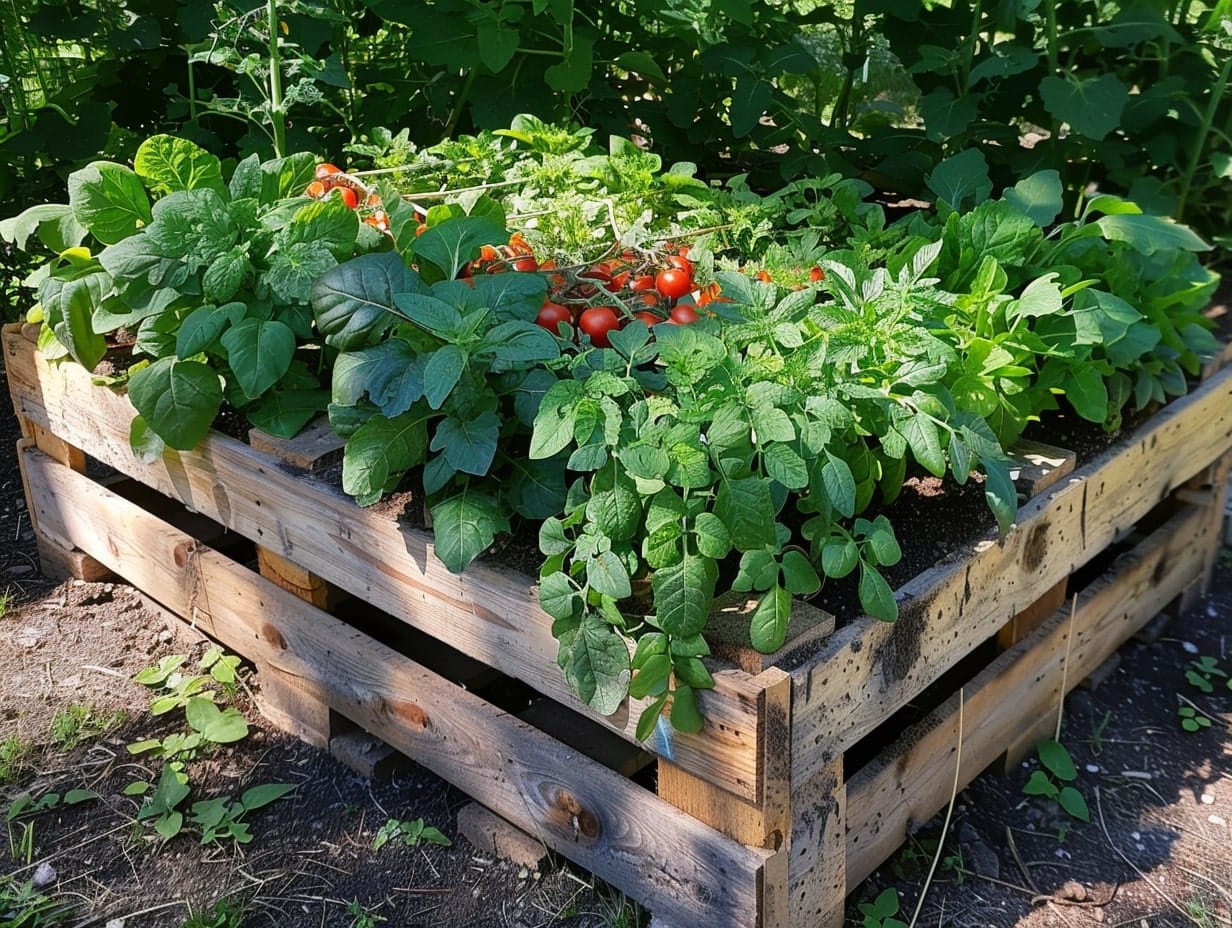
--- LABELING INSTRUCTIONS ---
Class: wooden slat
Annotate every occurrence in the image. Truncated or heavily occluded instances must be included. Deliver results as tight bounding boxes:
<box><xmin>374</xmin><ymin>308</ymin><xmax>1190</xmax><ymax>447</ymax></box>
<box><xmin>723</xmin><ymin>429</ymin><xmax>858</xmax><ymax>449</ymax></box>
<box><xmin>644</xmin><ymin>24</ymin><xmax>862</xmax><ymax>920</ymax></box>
<box><xmin>1008</xmin><ymin>440</ymin><xmax>1076</xmax><ymax>496</ymax></box>
<box><xmin>248</xmin><ymin>418</ymin><xmax>346</xmax><ymax>471</ymax></box>
<box><xmin>995</xmin><ymin>577</ymin><xmax>1068</xmax><ymax>650</ymax></box>
<box><xmin>708</xmin><ymin>594</ymin><xmax>836</xmax><ymax>674</ymax></box>
<box><xmin>843</xmin><ymin>500</ymin><xmax>1214</xmax><ymax>887</ymax></box>
<box><xmin>790</xmin><ymin>361</ymin><xmax>1232</xmax><ymax>786</ymax></box>
<box><xmin>786</xmin><ymin>759</ymin><xmax>846</xmax><ymax>928</ymax></box>
<box><xmin>3</xmin><ymin>325</ymin><xmax>766</xmax><ymax>801</ymax></box>
<box><xmin>22</xmin><ymin>447</ymin><xmax>774</xmax><ymax>928</ymax></box>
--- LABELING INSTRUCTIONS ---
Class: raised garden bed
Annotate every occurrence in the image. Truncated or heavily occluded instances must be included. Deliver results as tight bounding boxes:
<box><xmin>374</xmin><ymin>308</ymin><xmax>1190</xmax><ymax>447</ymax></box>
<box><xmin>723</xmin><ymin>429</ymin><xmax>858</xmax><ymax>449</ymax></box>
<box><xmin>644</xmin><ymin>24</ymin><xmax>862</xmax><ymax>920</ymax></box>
<box><xmin>6</xmin><ymin>320</ymin><xmax>1232</xmax><ymax>928</ymax></box>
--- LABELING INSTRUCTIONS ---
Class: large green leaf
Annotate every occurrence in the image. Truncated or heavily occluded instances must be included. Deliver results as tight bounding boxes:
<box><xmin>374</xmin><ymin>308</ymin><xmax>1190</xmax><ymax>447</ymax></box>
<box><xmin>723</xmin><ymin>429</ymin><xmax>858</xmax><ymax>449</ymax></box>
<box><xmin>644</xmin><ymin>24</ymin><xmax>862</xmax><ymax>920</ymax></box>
<box><xmin>731</xmin><ymin>76</ymin><xmax>772</xmax><ymax>137</ymax></box>
<box><xmin>557</xmin><ymin>614</ymin><xmax>631</xmax><ymax>715</ymax></box>
<box><xmin>312</xmin><ymin>252</ymin><xmax>426</xmax><ymax>350</ymax></box>
<box><xmin>431</xmin><ymin>409</ymin><xmax>501</xmax><ymax>476</ymax></box>
<box><xmin>714</xmin><ymin>474</ymin><xmax>776</xmax><ymax>550</ymax></box>
<box><xmin>430</xmin><ymin>488</ymin><xmax>510</xmax><ymax>573</ymax></box>
<box><xmin>926</xmin><ymin>148</ymin><xmax>992</xmax><ymax>211</ymax></box>
<box><xmin>413</xmin><ymin>216</ymin><xmax>506</xmax><ymax>281</ymax></box>
<box><xmin>127</xmin><ymin>358</ymin><xmax>223</xmax><ymax>450</ymax></box>
<box><xmin>284</xmin><ymin>197</ymin><xmax>361</xmax><ymax>260</ymax></box>
<box><xmin>1094</xmin><ymin>214</ymin><xmax>1211</xmax><ymax>255</ymax></box>
<box><xmin>342</xmin><ymin>408</ymin><xmax>430</xmax><ymax>503</ymax></box>
<box><xmin>1039</xmin><ymin>74</ymin><xmax>1128</xmax><ymax>141</ymax></box>
<box><xmin>220</xmin><ymin>318</ymin><xmax>295</xmax><ymax>398</ymax></box>
<box><xmin>265</xmin><ymin>240</ymin><xmax>336</xmax><ymax>303</ymax></box>
<box><xmin>750</xmin><ymin>584</ymin><xmax>793</xmax><ymax>653</ymax></box>
<box><xmin>185</xmin><ymin>697</ymin><xmax>249</xmax><ymax>743</ymax></box>
<box><xmin>1003</xmin><ymin>169</ymin><xmax>1064</xmax><ymax>226</ymax></box>
<box><xmin>38</xmin><ymin>271</ymin><xmax>109</xmax><ymax>371</ymax></box>
<box><xmin>332</xmin><ymin>340</ymin><xmax>426</xmax><ymax>415</ymax></box>
<box><xmin>67</xmin><ymin>161</ymin><xmax>153</xmax><ymax>244</ymax></box>
<box><xmin>134</xmin><ymin>134</ymin><xmax>225</xmax><ymax>196</ymax></box>
<box><xmin>653</xmin><ymin>549</ymin><xmax>718</xmax><ymax>637</ymax></box>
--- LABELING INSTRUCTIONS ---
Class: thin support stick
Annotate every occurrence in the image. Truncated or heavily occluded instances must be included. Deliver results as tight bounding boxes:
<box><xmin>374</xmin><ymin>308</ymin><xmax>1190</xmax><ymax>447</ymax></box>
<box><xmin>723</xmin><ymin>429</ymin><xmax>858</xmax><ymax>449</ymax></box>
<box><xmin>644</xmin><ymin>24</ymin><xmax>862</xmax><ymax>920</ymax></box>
<box><xmin>907</xmin><ymin>688</ymin><xmax>964</xmax><ymax>928</ymax></box>
<box><xmin>1056</xmin><ymin>593</ymin><xmax>1078</xmax><ymax>741</ymax></box>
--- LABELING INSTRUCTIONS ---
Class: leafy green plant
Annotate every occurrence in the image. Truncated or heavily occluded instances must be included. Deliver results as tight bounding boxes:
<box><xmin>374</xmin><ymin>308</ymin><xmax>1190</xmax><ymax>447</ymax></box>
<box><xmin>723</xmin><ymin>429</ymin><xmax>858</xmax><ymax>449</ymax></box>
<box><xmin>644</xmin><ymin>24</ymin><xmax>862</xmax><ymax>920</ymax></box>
<box><xmin>187</xmin><ymin>783</ymin><xmax>297</xmax><ymax>845</ymax></box>
<box><xmin>1185</xmin><ymin>655</ymin><xmax>1231</xmax><ymax>694</ymax></box>
<box><xmin>0</xmin><ymin>736</ymin><xmax>33</xmax><ymax>786</ymax></box>
<box><xmin>345</xmin><ymin>899</ymin><xmax>386</xmax><ymax>928</ymax></box>
<box><xmin>0</xmin><ymin>874</ymin><xmax>73</xmax><ymax>928</ymax></box>
<box><xmin>180</xmin><ymin>895</ymin><xmax>247</xmax><ymax>928</ymax></box>
<box><xmin>48</xmin><ymin>703</ymin><xmax>124</xmax><ymax>751</ymax></box>
<box><xmin>7</xmin><ymin>790</ymin><xmax>99</xmax><ymax>865</ymax></box>
<box><xmin>129</xmin><ymin>650</ymin><xmax>249</xmax><ymax>762</ymax></box>
<box><xmin>371</xmin><ymin>817</ymin><xmax>451</xmax><ymax>852</ymax></box>
<box><xmin>1022</xmin><ymin>740</ymin><xmax>1090</xmax><ymax>823</ymax></box>
<box><xmin>858</xmin><ymin>886</ymin><xmax>907</xmax><ymax>928</ymax></box>
<box><xmin>1178</xmin><ymin>705</ymin><xmax>1214</xmax><ymax>732</ymax></box>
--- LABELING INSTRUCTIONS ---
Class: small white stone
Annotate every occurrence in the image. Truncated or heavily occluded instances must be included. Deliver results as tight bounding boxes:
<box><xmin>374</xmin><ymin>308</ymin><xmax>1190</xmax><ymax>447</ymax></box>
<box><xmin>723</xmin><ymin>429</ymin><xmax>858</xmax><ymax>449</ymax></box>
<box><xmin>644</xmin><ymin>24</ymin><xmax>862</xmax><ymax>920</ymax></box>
<box><xmin>1054</xmin><ymin>847</ymin><xmax>1071</xmax><ymax>859</ymax></box>
<box><xmin>1201</xmin><ymin>793</ymin><xmax>1215</xmax><ymax>805</ymax></box>
<box><xmin>1182</xmin><ymin>641</ymin><xmax>1200</xmax><ymax>654</ymax></box>
<box><xmin>31</xmin><ymin>862</ymin><xmax>56</xmax><ymax>888</ymax></box>
<box><xmin>1209</xmin><ymin>814</ymin><xmax>1226</xmax><ymax>826</ymax></box>
<box><xmin>1085</xmin><ymin>764</ymin><xmax>1100</xmax><ymax>774</ymax></box>
<box><xmin>105</xmin><ymin>920</ymin><xmax>125</xmax><ymax>928</ymax></box>
<box><xmin>1131</xmin><ymin>830</ymin><xmax>1141</xmax><ymax>840</ymax></box>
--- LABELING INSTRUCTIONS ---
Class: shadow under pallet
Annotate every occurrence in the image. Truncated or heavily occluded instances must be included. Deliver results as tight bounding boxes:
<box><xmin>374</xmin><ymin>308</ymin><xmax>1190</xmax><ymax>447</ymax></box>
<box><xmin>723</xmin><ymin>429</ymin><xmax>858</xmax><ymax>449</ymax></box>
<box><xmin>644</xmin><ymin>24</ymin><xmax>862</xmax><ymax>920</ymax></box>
<box><xmin>6</xmin><ymin>321</ymin><xmax>1231</xmax><ymax>928</ymax></box>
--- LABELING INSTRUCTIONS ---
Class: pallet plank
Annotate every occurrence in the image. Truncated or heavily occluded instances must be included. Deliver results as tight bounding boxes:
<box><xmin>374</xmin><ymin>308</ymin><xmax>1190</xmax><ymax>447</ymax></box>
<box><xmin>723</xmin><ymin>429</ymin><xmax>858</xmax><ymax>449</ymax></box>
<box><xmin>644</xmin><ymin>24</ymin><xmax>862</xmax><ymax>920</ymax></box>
<box><xmin>3</xmin><ymin>324</ymin><xmax>766</xmax><ymax>802</ymax></box>
<box><xmin>790</xmin><ymin>361</ymin><xmax>1232</xmax><ymax>785</ymax></box>
<box><xmin>22</xmin><ymin>446</ymin><xmax>774</xmax><ymax>928</ymax></box>
<box><xmin>843</xmin><ymin>500</ymin><xmax>1214</xmax><ymax>887</ymax></box>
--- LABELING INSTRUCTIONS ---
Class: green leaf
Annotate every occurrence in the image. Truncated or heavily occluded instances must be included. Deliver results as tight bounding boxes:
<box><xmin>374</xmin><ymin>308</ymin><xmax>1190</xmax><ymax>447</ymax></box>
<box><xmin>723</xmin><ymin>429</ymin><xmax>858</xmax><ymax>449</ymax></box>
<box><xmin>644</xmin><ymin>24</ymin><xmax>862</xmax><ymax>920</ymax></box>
<box><xmin>1003</xmin><ymin>169</ymin><xmax>1064</xmax><ymax>226</ymax></box>
<box><xmin>672</xmin><ymin>655</ymin><xmax>714</xmax><ymax>690</ymax></box>
<box><xmin>38</xmin><ymin>270</ymin><xmax>108</xmax><ymax>370</ymax></box>
<box><xmin>981</xmin><ymin>456</ymin><xmax>1017</xmax><ymax>537</ymax></box>
<box><xmin>821</xmin><ymin>452</ymin><xmax>857</xmax><ymax>518</ymax></box>
<box><xmin>628</xmin><ymin>653</ymin><xmax>672</xmax><ymax>699</ymax></box>
<box><xmin>64</xmin><ymin>789</ymin><xmax>100</xmax><ymax>805</ymax></box>
<box><xmin>925</xmin><ymin>148</ymin><xmax>991</xmax><ymax>211</ymax></box>
<box><xmin>539</xmin><ymin>571</ymin><xmax>580</xmax><ymax>623</ymax></box>
<box><xmin>332</xmin><ymin>340</ymin><xmax>426</xmax><ymax>416</ymax></box>
<box><xmin>413</xmin><ymin>216</ymin><xmax>507</xmax><ymax>281</ymax></box>
<box><xmin>134</xmin><ymin>134</ymin><xmax>225</xmax><ymax>195</ymax></box>
<box><xmin>653</xmin><ymin>549</ymin><xmax>718</xmax><ymax>637</ymax></box>
<box><xmin>544</xmin><ymin>34</ymin><xmax>594</xmax><ymax>92</ymax></box>
<box><xmin>1094</xmin><ymin>214</ymin><xmax>1211</xmax><ymax>255</ymax></box>
<box><xmin>265</xmin><ymin>240</ymin><xmax>336</xmax><ymax>303</ymax></box>
<box><xmin>424</xmin><ymin>345</ymin><xmax>467</xmax><ymax>409</ymax></box>
<box><xmin>285</xmin><ymin>197</ymin><xmax>361</xmax><ymax>260</ymax></box>
<box><xmin>1039</xmin><ymin>73</ymin><xmax>1128</xmax><ymax>140</ymax></box>
<box><xmin>715</xmin><ymin>474</ymin><xmax>777</xmax><ymax>550</ymax></box>
<box><xmin>1022</xmin><ymin>769</ymin><xmax>1058</xmax><ymax>798</ymax></box>
<box><xmin>1037</xmin><ymin>739</ymin><xmax>1078</xmax><ymax>781</ymax></box>
<box><xmin>220</xmin><ymin>318</ymin><xmax>296</xmax><ymax>398</ymax></box>
<box><xmin>763</xmin><ymin>442</ymin><xmax>808</xmax><ymax>489</ymax></box>
<box><xmin>431</xmin><ymin>488</ymin><xmax>509</xmax><ymax>573</ymax></box>
<box><xmin>858</xmin><ymin>563</ymin><xmax>898</xmax><ymax>622</ymax></box>
<box><xmin>750</xmin><ymin>584</ymin><xmax>793</xmax><ymax>652</ymax></box>
<box><xmin>184</xmin><ymin>698</ymin><xmax>249</xmax><ymax>743</ymax></box>
<box><xmin>1058</xmin><ymin>786</ymin><xmax>1090</xmax><ymax>822</ymax></box>
<box><xmin>68</xmin><ymin>161</ymin><xmax>153</xmax><ymax>244</ymax></box>
<box><xmin>557</xmin><ymin>614</ymin><xmax>631</xmax><ymax>715</ymax></box>
<box><xmin>669</xmin><ymin>685</ymin><xmax>704</xmax><ymax>733</ymax></box>
<box><xmin>485</xmin><ymin>320</ymin><xmax>561</xmax><ymax>367</ymax></box>
<box><xmin>431</xmin><ymin>409</ymin><xmax>501</xmax><ymax>476</ymax></box>
<box><xmin>477</xmin><ymin>19</ymin><xmax>519</xmax><ymax>71</ymax></box>
<box><xmin>154</xmin><ymin>811</ymin><xmax>184</xmax><ymax>840</ymax></box>
<box><xmin>313</xmin><ymin>252</ymin><xmax>426</xmax><ymax>350</ymax></box>
<box><xmin>731</xmin><ymin>76</ymin><xmax>772</xmax><ymax>137</ymax></box>
<box><xmin>342</xmin><ymin>409</ymin><xmax>430</xmax><ymax>503</ymax></box>
<box><xmin>1065</xmin><ymin>365</ymin><xmax>1109</xmax><ymax>422</ymax></box>
<box><xmin>239</xmin><ymin>783</ymin><xmax>296</xmax><ymax>811</ymax></box>
<box><xmin>901</xmin><ymin>414</ymin><xmax>946</xmax><ymax>477</ymax></box>
<box><xmin>127</xmin><ymin>358</ymin><xmax>223</xmax><ymax>450</ymax></box>
<box><xmin>615</xmin><ymin>51</ymin><xmax>666</xmax><ymax>81</ymax></box>
<box><xmin>780</xmin><ymin>549</ymin><xmax>821</xmax><ymax>595</ymax></box>
<box><xmin>587</xmin><ymin>477</ymin><xmax>644</xmax><ymax>542</ymax></box>
<box><xmin>635</xmin><ymin>695</ymin><xmax>669</xmax><ymax>741</ymax></box>
<box><xmin>918</xmin><ymin>87</ymin><xmax>979</xmax><ymax>141</ymax></box>
<box><xmin>202</xmin><ymin>247</ymin><xmax>250</xmax><ymax>303</ymax></box>
<box><xmin>587</xmin><ymin>549</ymin><xmax>632</xmax><ymax>600</ymax></box>
<box><xmin>821</xmin><ymin>538</ymin><xmax>859</xmax><ymax>578</ymax></box>
<box><xmin>693</xmin><ymin>511</ymin><xmax>732</xmax><ymax>559</ymax></box>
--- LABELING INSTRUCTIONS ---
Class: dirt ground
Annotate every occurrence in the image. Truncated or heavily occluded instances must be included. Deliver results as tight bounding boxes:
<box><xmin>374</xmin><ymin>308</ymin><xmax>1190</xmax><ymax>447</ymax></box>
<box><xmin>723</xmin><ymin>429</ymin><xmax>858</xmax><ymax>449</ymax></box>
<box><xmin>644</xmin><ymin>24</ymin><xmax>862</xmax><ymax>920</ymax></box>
<box><xmin>1</xmin><ymin>353</ymin><xmax>1230</xmax><ymax>928</ymax></box>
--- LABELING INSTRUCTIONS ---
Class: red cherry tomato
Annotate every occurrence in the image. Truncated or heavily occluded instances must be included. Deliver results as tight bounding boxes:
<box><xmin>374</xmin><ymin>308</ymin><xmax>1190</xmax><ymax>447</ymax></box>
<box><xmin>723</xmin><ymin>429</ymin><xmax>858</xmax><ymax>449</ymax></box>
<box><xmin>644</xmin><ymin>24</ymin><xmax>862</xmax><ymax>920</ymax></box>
<box><xmin>511</xmin><ymin>256</ymin><xmax>539</xmax><ymax>272</ymax></box>
<box><xmin>666</xmin><ymin>254</ymin><xmax>693</xmax><ymax>275</ymax></box>
<box><xmin>656</xmin><ymin>268</ymin><xmax>693</xmax><ymax>300</ymax></box>
<box><xmin>634</xmin><ymin>291</ymin><xmax>661</xmax><ymax>309</ymax></box>
<box><xmin>315</xmin><ymin>162</ymin><xmax>341</xmax><ymax>180</ymax></box>
<box><xmin>479</xmin><ymin>244</ymin><xmax>500</xmax><ymax>263</ymax></box>
<box><xmin>668</xmin><ymin>305</ymin><xmax>699</xmax><ymax>325</ymax></box>
<box><xmin>633</xmin><ymin>310</ymin><xmax>663</xmax><ymax>327</ymax></box>
<box><xmin>610</xmin><ymin>270</ymin><xmax>631</xmax><ymax>291</ymax></box>
<box><xmin>536</xmin><ymin>302</ymin><xmax>573</xmax><ymax>334</ymax></box>
<box><xmin>335</xmin><ymin>187</ymin><xmax>359</xmax><ymax>209</ymax></box>
<box><xmin>579</xmin><ymin>306</ymin><xmax>621</xmax><ymax>348</ymax></box>
<box><xmin>809</xmin><ymin>265</ymin><xmax>825</xmax><ymax>282</ymax></box>
<box><xmin>629</xmin><ymin>274</ymin><xmax>656</xmax><ymax>292</ymax></box>
<box><xmin>580</xmin><ymin>263</ymin><xmax>613</xmax><ymax>284</ymax></box>
<box><xmin>305</xmin><ymin>180</ymin><xmax>327</xmax><ymax>199</ymax></box>
<box><xmin>754</xmin><ymin>269</ymin><xmax>773</xmax><ymax>283</ymax></box>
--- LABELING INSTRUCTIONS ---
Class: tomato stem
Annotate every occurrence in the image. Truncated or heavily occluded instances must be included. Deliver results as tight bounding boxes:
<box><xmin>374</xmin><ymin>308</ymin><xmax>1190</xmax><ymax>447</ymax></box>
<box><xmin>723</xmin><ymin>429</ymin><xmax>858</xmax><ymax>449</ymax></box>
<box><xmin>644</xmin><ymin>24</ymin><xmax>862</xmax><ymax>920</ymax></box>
<box><xmin>265</xmin><ymin>0</ymin><xmax>287</xmax><ymax>158</ymax></box>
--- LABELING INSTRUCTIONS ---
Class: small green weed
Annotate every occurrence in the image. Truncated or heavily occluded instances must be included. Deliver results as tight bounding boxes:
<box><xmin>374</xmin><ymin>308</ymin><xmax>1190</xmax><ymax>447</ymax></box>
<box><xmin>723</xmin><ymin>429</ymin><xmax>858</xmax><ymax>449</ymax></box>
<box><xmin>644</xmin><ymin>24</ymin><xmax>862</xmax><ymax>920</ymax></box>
<box><xmin>49</xmin><ymin>704</ymin><xmax>125</xmax><ymax>751</ymax></box>
<box><xmin>180</xmin><ymin>894</ymin><xmax>247</xmax><ymax>928</ymax></box>
<box><xmin>7</xmin><ymin>789</ymin><xmax>100</xmax><ymax>864</ymax></box>
<box><xmin>1086</xmin><ymin>709</ymin><xmax>1113</xmax><ymax>757</ymax></box>
<box><xmin>132</xmin><ymin>764</ymin><xmax>294</xmax><ymax>845</ymax></box>
<box><xmin>858</xmin><ymin>886</ymin><xmax>907</xmax><ymax>928</ymax></box>
<box><xmin>0</xmin><ymin>736</ymin><xmax>33</xmax><ymax>786</ymax></box>
<box><xmin>0</xmin><ymin>587</ymin><xmax>12</xmax><ymax>619</ymax></box>
<box><xmin>1187</xmin><ymin>892</ymin><xmax>1218</xmax><ymax>928</ymax></box>
<box><xmin>0</xmin><ymin>874</ymin><xmax>74</xmax><ymax>926</ymax></box>
<box><xmin>372</xmin><ymin>817</ymin><xmax>451</xmax><ymax>851</ymax></box>
<box><xmin>1185</xmin><ymin>655</ymin><xmax>1231</xmax><ymax>694</ymax></box>
<box><xmin>1178</xmin><ymin>705</ymin><xmax>1213</xmax><ymax>732</ymax></box>
<box><xmin>345</xmin><ymin>899</ymin><xmax>385</xmax><ymax>928</ymax></box>
<box><xmin>1022</xmin><ymin>740</ymin><xmax>1089</xmax><ymax>823</ymax></box>
<box><xmin>594</xmin><ymin>886</ymin><xmax>644</xmax><ymax>928</ymax></box>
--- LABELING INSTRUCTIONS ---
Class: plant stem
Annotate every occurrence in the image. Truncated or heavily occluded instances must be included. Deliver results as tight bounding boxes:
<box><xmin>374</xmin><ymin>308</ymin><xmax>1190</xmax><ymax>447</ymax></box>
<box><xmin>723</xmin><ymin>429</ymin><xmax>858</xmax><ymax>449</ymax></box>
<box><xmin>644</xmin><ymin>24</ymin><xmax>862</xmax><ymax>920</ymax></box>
<box><xmin>442</xmin><ymin>67</ymin><xmax>476</xmax><ymax>142</ymax></box>
<box><xmin>265</xmin><ymin>0</ymin><xmax>287</xmax><ymax>158</ymax></box>
<box><xmin>1043</xmin><ymin>0</ymin><xmax>1059</xmax><ymax>74</ymax></box>
<box><xmin>1177</xmin><ymin>48</ymin><xmax>1232</xmax><ymax>223</ymax></box>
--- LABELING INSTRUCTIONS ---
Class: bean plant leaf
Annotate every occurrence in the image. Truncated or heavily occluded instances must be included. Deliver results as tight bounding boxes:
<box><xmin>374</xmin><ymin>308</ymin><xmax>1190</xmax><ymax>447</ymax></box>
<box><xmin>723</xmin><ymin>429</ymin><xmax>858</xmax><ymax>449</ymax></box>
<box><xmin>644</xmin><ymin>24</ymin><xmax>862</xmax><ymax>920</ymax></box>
<box><xmin>1058</xmin><ymin>786</ymin><xmax>1090</xmax><ymax>822</ymax></box>
<box><xmin>926</xmin><ymin>148</ymin><xmax>991</xmax><ymax>211</ymax></box>
<box><xmin>1039</xmin><ymin>74</ymin><xmax>1128</xmax><ymax>140</ymax></box>
<box><xmin>750</xmin><ymin>584</ymin><xmax>792</xmax><ymax>652</ymax></box>
<box><xmin>342</xmin><ymin>408</ymin><xmax>430</xmax><ymax>503</ymax></box>
<box><xmin>858</xmin><ymin>563</ymin><xmax>898</xmax><ymax>622</ymax></box>
<box><xmin>240</xmin><ymin>783</ymin><xmax>296</xmax><ymax>811</ymax></box>
<box><xmin>653</xmin><ymin>549</ymin><xmax>718</xmax><ymax>637</ymax></box>
<box><xmin>1004</xmin><ymin>169</ymin><xmax>1064</xmax><ymax>226</ymax></box>
<box><xmin>431</xmin><ymin>409</ymin><xmax>501</xmax><ymax>475</ymax></box>
<box><xmin>1037</xmin><ymin>739</ymin><xmax>1078</xmax><ymax>781</ymax></box>
<box><xmin>413</xmin><ymin>216</ymin><xmax>506</xmax><ymax>281</ymax></box>
<box><xmin>184</xmin><ymin>697</ymin><xmax>249</xmax><ymax>743</ymax></box>
<box><xmin>557</xmin><ymin>614</ymin><xmax>631</xmax><ymax>715</ymax></box>
<box><xmin>127</xmin><ymin>357</ymin><xmax>223</xmax><ymax>450</ymax></box>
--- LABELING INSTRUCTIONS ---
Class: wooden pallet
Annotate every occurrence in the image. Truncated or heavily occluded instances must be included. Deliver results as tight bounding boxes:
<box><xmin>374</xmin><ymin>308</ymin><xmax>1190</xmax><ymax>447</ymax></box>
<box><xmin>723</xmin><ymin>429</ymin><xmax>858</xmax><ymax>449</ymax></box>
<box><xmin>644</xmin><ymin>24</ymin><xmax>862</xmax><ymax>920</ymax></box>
<box><xmin>6</xmin><ymin>321</ymin><xmax>1232</xmax><ymax>928</ymax></box>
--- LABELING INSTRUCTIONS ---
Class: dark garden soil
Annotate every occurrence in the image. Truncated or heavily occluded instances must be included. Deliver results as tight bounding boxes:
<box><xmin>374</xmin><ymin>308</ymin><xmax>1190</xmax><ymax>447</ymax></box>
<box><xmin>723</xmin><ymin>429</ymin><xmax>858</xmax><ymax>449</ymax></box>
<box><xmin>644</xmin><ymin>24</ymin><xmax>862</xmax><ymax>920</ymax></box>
<box><xmin>2</xmin><ymin>331</ymin><xmax>1231</xmax><ymax>928</ymax></box>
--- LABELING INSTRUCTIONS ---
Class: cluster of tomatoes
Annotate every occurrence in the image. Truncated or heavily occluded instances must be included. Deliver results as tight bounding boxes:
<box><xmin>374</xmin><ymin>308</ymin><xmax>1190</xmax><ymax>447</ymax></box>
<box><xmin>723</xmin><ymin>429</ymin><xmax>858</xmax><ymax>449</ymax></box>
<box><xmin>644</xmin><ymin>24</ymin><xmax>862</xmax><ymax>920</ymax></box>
<box><xmin>304</xmin><ymin>163</ymin><xmax>390</xmax><ymax>233</ymax></box>
<box><xmin>532</xmin><ymin>248</ymin><xmax>710</xmax><ymax>349</ymax></box>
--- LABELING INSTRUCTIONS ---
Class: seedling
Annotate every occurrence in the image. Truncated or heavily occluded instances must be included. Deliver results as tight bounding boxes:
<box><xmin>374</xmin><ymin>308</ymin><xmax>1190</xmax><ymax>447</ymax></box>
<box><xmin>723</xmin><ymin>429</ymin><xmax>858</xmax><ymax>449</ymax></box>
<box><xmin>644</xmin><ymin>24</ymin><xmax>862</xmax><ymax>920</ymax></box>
<box><xmin>0</xmin><ymin>736</ymin><xmax>32</xmax><ymax>786</ymax></box>
<box><xmin>1185</xmin><ymin>655</ymin><xmax>1230</xmax><ymax>694</ymax></box>
<box><xmin>858</xmin><ymin>886</ymin><xmax>907</xmax><ymax>928</ymax></box>
<box><xmin>1022</xmin><ymin>740</ymin><xmax>1089</xmax><ymax>823</ymax></box>
<box><xmin>345</xmin><ymin>899</ymin><xmax>386</xmax><ymax>928</ymax></box>
<box><xmin>180</xmin><ymin>895</ymin><xmax>247</xmax><ymax>928</ymax></box>
<box><xmin>0</xmin><ymin>875</ymin><xmax>73</xmax><ymax>927</ymax></box>
<box><xmin>372</xmin><ymin>817</ymin><xmax>451</xmax><ymax>851</ymax></box>
<box><xmin>1178</xmin><ymin>706</ymin><xmax>1213</xmax><ymax>732</ymax></box>
<box><xmin>187</xmin><ymin>783</ymin><xmax>296</xmax><ymax>845</ymax></box>
<box><xmin>49</xmin><ymin>704</ymin><xmax>125</xmax><ymax>751</ymax></box>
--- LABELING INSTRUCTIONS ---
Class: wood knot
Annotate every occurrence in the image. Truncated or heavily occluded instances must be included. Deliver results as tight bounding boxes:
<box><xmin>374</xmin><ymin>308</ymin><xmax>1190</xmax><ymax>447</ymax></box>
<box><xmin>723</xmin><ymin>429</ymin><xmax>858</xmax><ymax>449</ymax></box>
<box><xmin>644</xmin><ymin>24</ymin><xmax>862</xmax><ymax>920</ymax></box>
<box><xmin>173</xmin><ymin>542</ymin><xmax>191</xmax><ymax>568</ymax></box>
<box><xmin>260</xmin><ymin>623</ymin><xmax>287</xmax><ymax>650</ymax></box>
<box><xmin>551</xmin><ymin>789</ymin><xmax>600</xmax><ymax>841</ymax></box>
<box><xmin>392</xmin><ymin>699</ymin><xmax>430</xmax><ymax>730</ymax></box>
